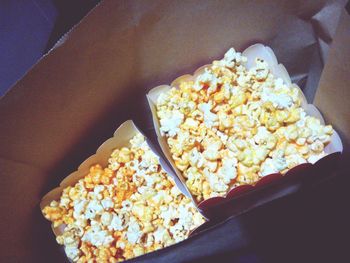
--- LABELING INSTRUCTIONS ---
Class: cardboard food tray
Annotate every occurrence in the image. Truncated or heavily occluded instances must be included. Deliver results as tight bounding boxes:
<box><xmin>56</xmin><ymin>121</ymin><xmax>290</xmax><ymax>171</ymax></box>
<box><xmin>147</xmin><ymin>43</ymin><xmax>343</xmax><ymax>217</ymax></box>
<box><xmin>40</xmin><ymin>120</ymin><xmax>203</xmax><ymax>232</ymax></box>
<box><xmin>39</xmin><ymin>120</ymin><xmax>206</xmax><ymax>261</ymax></box>
<box><xmin>1</xmin><ymin>1</ymin><xmax>349</xmax><ymax>262</ymax></box>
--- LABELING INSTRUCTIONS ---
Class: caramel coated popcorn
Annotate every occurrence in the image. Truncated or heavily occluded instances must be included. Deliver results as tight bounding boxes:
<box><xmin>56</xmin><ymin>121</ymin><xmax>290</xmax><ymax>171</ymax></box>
<box><xmin>156</xmin><ymin>48</ymin><xmax>333</xmax><ymax>202</ymax></box>
<box><xmin>42</xmin><ymin>134</ymin><xmax>204</xmax><ymax>262</ymax></box>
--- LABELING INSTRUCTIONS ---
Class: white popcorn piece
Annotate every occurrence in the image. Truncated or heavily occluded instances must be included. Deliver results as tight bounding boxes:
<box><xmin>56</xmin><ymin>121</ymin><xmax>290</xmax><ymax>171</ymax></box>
<box><xmin>82</xmin><ymin>224</ymin><xmax>113</xmax><ymax>247</ymax></box>
<box><xmin>160</xmin><ymin>205</ymin><xmax>176</xmax><ymax>225</ymax></box>
<box><xmin>121</xmin><ymin>200</ymin><xmax>133</xmax><ymax>212</ymax></box>
<box><xmin>188</xmin><ymin>148</ymin><xmax>204</xmax><ymax>167</ymax></box>
<box><xmin>310</xmin><ymin>140</ymin><xmax>324</xmax><ymax>153</ymax></box>
<box><xmin>101</xmin><ymin>212</ymin><xmax>112</xmax><ymax>226</ymax></box>
<box><xmin>254</xmin><ymin>126</ymin><xmax>271</xmax><ymax>145</ymax></box>
<box><xmin>203</xmin><ymin>160</ymin><xmax>218</xmax><ymax>172</ymax></box>
<box><xmin>59</xmin><ymin>196</ymin><xmax>70</xmax><ymax>209</ymax></box>
<box><xmin>64</xmin><ymin>246</ymin><xmax>81</xmax><ymax>262</ymax></box>
<box><xmin>286</xmin><ymin>154</ymin><xmax>306</xmax><ymax>168</ymax></box>
<box><xmin>108</xmin><ymin>213</ymin><xmax>126</xmax><ymax>231</ymax></box>
<box><xmin>170</xmin><ymin>185</ymin><xmax>182</xmax><ymax>197</ymax></box>
<box><xmin>202</xmin><ymin>147</ymin><xmax>220</xmax><ymax>161</ymax></box>
<box><xmin>130</xmin><ymin>133</ymin><xmax>146</xmax><ymax>148</ymax></box>
<box><xmin>85</xmin><ymin>200</ymin><xmax>103</xmax><ymax>220</ymax></box>
<box><xmin>137</xmin><ymin>185</ymin><xmax>148</xmax><ymax>195</ymax></box>
<box><xmin>237</xmin><ymin>74</ymin><xmax>251</xmax><ymax>88</ymax></box>
<box><xmin>94</xmin><ymin>185</ymin><xmax>105</xmax><ymax>195</ymax></box>
<box><xmin>296</xmin><ymin>137</ymin><xmax>306</xmax><ymax>145</ymax></box>
<box><xmin>101</xmin><ymin>198</ymin><xmax>114</xmax><ymax>209</ymax></box>
<box><xmin>193</xmin><ymin>68</ymin><xmax>218</xmax><ymax>92</ymax></box>
<box><xmin>116</xmin><ymin>240</ymin><xmax>126</xmax><ymax>250</ymax></box>
<box><xmin>151</xmin><ymin>190</ymin><xmax>168</xmax><ymax>205</ymax></box>
<box><xmin>133</xmin><ymin>246</ymin><xmax>145</xmax><ymax>257</ymax></box>
<box><xmin>183</xmin><ymin>118</ymin><xmax>199</xmax><ymax>130</ymax></box>
<box><xmin>146</xmin><ymin>234</ymin><xmax>154</xmax><ymax>247</ymax></box>
<box><xmin>223</xmin><ymin>48</ymin><xmax>246</xmax><ymax>66</ymax></box>
<box><xmin>157</xmin><ymin>92</ymin><xmax>171</xmax><ymax>107</ymax></box>
<box><xmin>153</xmin><ymin>227</ymin><xmax>167</xmax><ymax>244</ymax></box>
<box><xmin>260</xmin><ymin>156</ymin><xmax>287</xmax><ymax>176</ymax></box>
<box><xmin>261</xmin><ymin>86</ymin><xmax>293</xmax><ymax>109</ymax></box>
<box><xmin>198</xmin><ymin>102</ymin><xmax>218</xmax><ymax>128</ymax></box>
<box><xmin>126</xmin><ymin>219</ymin><xmax>143</xmax><ymax>245</ymax></box>
<box><xmin>140</xmin><ymin>149</ymin><xmax>159</xmax><ymax>168</ymax></box>
<box><xmin>251</xmin><ymin>58</ymin><xmax>269</xmax><ymax>80</ymax></box>
<box><xmin>159</xmin><ymin>110</ymin><xmax>184</xmax><ymax>137</ymax></box>
<box><xmin>204</xmin><ymin>168</ymin><xmax>228</xmax><ymax>192</ymax></box>
<box><xmin>216</xmin><ymin>130</ymin><xmax>228</xmax><ymax>144</ymax></box>
<box><xmin>218</xmin><ymin>157</ymin><xmax>237</xmax><ymax>184</ymax></box>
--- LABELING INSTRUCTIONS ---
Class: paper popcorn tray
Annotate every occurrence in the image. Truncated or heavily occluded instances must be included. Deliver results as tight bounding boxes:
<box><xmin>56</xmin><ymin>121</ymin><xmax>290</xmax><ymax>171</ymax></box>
<box><xmin>40</xmin><ymin>120</ymin><xmax>207</xmax><ymax>261</ymax></box>
<box><xmin>147</xmin><ymin>43</ymin><xmax>343</xmax><ymax>218</ymax></box>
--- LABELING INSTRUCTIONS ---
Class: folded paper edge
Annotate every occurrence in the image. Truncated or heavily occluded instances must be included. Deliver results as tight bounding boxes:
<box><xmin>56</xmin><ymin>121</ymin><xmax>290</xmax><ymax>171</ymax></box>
<box><xmin>146</xmin><ymin>92</ymin><xmax>198</xmax><ymax>206</ymax></box>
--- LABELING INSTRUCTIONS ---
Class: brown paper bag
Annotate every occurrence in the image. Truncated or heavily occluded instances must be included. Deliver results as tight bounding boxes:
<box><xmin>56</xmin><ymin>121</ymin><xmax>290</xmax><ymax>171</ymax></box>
<box><xmin>1</xmin><ymin>1</ymin><xmax>349</xmax><ymax>262</ymax></box>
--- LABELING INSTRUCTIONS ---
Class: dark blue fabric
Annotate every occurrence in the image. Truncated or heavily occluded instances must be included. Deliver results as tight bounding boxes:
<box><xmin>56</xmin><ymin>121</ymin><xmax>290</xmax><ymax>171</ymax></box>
<box><xmin>0</xmin><ymin>0</ymin><xmax>57</xmax><ymax>96</ymax></box>
<box><xmin>0</xmin><ymin>0</ymin><xmax>100</xmax><ymax>96</ymax></box>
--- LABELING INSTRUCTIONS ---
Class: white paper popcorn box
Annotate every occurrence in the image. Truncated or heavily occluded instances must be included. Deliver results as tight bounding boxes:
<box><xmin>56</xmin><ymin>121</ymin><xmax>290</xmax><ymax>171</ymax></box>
<box><xmin>147</xmin><ymin>44</ymin><xmax>343</xmax><ymax>218</ymax></box>
<box><xmin>40</xmin><ymin>120</ymin><xmax>207</xmax><ymax>260</ymax></box>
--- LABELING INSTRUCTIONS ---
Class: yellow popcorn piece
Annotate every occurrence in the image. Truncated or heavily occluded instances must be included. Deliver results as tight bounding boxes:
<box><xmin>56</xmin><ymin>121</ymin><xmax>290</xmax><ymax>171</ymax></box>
<box><xmin>42</xmin><ymin>134</ymin><xmax>204</xmax><ymax>262</ymax></box>
<box><xmin>156</xmin><ymin>47</ymin><xmax>334</xmax><ymax>201</ymax></box>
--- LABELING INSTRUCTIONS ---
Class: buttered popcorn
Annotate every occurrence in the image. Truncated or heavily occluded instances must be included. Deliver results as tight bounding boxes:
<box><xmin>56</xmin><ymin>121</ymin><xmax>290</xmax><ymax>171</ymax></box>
<box><xmin>42</xmin><ymin>134</ymin><xmax>204</xmax><ymax>262</ymax></box>
<box><xmin>156</xmin><ymin>47</ymin><xmax>334</xmax><ymax>202</ymax></box>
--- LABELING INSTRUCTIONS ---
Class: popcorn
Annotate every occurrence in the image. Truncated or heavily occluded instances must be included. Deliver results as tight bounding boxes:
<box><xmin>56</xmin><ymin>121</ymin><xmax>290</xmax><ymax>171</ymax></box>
<box><xmin>285</xmin><ymin>154</ymin><xmax>306</xmax><ymax>168</ymax></box>
<box><xmin>100</xmin><ymin>212</ymin><xmax>112</xmax><ymax>226</ymax></box>
<box><xmin>85</xmin><ymin>200</ymin><xmax>103</xmax><ymax>220</ymax></box>
<box><xmin>101</xmin><ymin>197</ymin><xmax>114</xmax><ymax>209</ymax></box>
<box><xmin>218</xmin><ymin>158</ymin><xmax>237</xmax><ymax>184</ymax></box>
<box><xmin>126</xmin><ymin>218</ymin><xmax>142</xmax><ymax>245</ymax></box>
<box><xmin>310</xmin><ymin>140</ymin><xmax>324</xmax><ymax>153</ymax></box>
<box><xmin>213</xmin><ymin>48</ymin><xmax>247</xmax><ymax>69</ymax></box>
<box><xmin>159</xmin><ymin>109</ymin><xmax>184</xmax><ymax>137</ymax></box>
<box><xmin>109</xmin><ymin>213</ymin><xmax>127</xmax><ymax>231</ymax></box>
<box><xmin>204</xmin><ymin>168</ymin><xmax>228</xmax><ymax>192</ymax></box>
<box><xmin>237</xmin><ymin>163</ymin><xmax>259</xmax><ymax>184</ymax></box>
<box><xmin>260</xmin><ymin>156</ymin><xmax>287</xmax><ymax>176</ymax></box>
<box><xmin>182</xmin><ymin>117</ymin><xmax>200</xmax><ymax>130</ymax></box>
<box><xmin>261</xmin><ymin>87</ymin><xmax>293</xmax><ymax>109</ymax></box>
<box><xmin>188</xmin><ymin>147</ymin><xmax>204</xmax><ymax>167</ymax></box>
<box><xmin>65</xmin><ymin>246</ymin><xmax>81</xmax><ymax>262</ymax></box>
<box><xmin>198</xmin><ymin>102</ymin><xmax>218</xmax><ymax>128</ymax></box>
<box><xmin>155</xmin><ymin>47</ymin><xmax>334</xmax><ymax>201</ymax></box>
<box><xmin>203</xmin><ymin>147</ymin><xmax>220</xmax><ymax>161</ymax></box>
<box><xmin>203</xmin><ymin>160</ymin><xmax>218</xmax><ymax>172</ymax></box>
<box><xmin>42</xmin><ymin>134</ymin><xmax>204</xmax><ymax>262</ymax></box>
<box><xmin>82</xmin><ymin>223</ymin><xmax>114</xmax><ymax>247</ymax></box>
<box><xmin>193</xmin><ymin>68</ymin><xmax>218</xmax><ymax>92</ymax></box>
<box><xmin>254</xmin><ymin>126</ymin><xmax>277</xmax><ymax>150</ymax></box>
